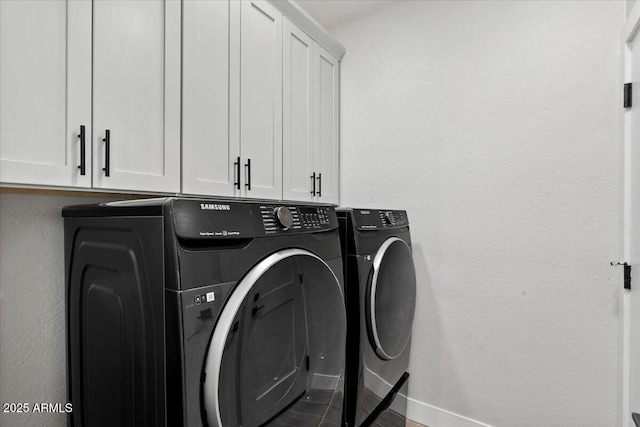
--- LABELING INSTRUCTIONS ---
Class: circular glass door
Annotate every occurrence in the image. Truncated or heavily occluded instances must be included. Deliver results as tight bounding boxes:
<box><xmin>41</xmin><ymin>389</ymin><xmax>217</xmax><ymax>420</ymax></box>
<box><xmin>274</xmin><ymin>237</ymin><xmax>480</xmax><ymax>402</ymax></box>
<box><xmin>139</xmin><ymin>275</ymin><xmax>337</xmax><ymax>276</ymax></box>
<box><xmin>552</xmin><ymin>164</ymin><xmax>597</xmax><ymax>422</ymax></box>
<box><xmin>202</xmin><ymin>249</ymin><xmax>346</xmax><ymax>427</ymax></box>
<box><xmin>367</xmin><ymin>237</ymin><xmax>417</xmax><ymax>360</ymax></box>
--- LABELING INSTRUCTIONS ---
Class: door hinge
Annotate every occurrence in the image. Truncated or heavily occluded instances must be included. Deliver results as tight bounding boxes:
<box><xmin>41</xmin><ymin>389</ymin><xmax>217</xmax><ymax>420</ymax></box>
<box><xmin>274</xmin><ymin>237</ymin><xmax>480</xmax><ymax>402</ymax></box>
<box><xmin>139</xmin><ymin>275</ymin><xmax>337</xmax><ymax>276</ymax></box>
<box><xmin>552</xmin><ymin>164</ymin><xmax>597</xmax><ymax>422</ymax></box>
<box><xmin>625</xmin><ymin>83</ymin><xmax>632</xmax><ymax>108</ymax></box>
<box><xmin>611</xmin><ymin>261</ymin><xmax>632</xmax><ymax>290</ymax></box>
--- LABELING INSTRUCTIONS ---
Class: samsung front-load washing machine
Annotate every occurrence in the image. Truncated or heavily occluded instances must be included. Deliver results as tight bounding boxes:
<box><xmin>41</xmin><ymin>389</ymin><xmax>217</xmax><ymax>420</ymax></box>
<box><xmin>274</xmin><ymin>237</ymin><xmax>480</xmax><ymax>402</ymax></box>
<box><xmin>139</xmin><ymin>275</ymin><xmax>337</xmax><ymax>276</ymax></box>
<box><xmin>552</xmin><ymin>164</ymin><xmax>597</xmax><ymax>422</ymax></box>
<box><xmin>63</xmin><ymin>198</ymin><xmax>346</xmax><ymax>427</ymax></box>
<box><xmin>337</xmin><ymin>209</ymin><xmax>417</xmax><ymax>427</ymax></box>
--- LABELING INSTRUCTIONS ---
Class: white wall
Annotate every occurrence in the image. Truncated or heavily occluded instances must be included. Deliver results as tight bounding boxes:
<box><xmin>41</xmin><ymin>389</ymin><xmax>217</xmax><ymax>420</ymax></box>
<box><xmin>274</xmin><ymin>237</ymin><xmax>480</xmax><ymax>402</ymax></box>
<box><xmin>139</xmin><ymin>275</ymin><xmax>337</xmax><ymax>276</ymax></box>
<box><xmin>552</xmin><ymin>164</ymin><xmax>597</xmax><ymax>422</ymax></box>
<box><xmin>331</xmin><ymin>1</ymin><xmax>624</xmax><ymax>426</ymax></box>
<box><xmin>0</xmin><ymin>193</ymin><xmax>116</xmax><ymax>427</ymax></box>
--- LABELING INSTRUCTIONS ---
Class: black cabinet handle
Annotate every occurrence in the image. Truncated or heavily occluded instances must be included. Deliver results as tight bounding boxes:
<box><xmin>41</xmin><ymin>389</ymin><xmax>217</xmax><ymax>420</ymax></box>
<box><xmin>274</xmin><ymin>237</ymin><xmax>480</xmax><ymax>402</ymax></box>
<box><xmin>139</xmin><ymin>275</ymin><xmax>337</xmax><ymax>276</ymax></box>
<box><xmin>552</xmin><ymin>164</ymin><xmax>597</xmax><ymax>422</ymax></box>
<box><xmin>310</xmin><ymin>172</ymin><xmax>316</xmax><ymax>196</ymax></box>
<box><xmin>77</xmin><ymin>125</ymin><xmax>86</xmax><ymax>175</ymax></box>
<box><xmin>317</xmin><ymin>173</ymin><xmax>322</xmax><ymax>197</ymax></box>
<box><xmin>102</xmin><ymin>129</ymin><xmax>110</xmax><ymax>177</ymax></box>
<box><xmin>233</xmin><ymin>156</ymin><xmax>241</xmax><ymax>190</ymax></box>
<box><xmin>244</xmin><ymin>158</ymin><xmax>251</xmax><ymax>191</ymax></box>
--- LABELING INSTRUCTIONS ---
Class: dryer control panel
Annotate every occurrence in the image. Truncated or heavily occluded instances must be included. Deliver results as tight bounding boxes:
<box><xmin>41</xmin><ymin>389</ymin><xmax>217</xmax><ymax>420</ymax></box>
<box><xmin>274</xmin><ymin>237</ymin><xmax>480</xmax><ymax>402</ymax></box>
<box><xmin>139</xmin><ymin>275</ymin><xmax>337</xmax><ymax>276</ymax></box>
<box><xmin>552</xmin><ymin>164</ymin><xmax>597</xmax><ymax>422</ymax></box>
<box><xmin>352</xmin><ymin>209</ymin><xmax>409</xmax><ymax>230</ymax></box>
<box><xmin>170</xmin><ymin>199</ymin><xmax>337</xmax><ymax>239</ymax></box>
<box><xmin>254</xmin><ymin>204</ymin><xmax>337</xmax><ymax>235</ymax></box>
<box><xmin>172</xmin><ymin>199</ymin><xmax>256</xmax><ymax>239</ymax></box>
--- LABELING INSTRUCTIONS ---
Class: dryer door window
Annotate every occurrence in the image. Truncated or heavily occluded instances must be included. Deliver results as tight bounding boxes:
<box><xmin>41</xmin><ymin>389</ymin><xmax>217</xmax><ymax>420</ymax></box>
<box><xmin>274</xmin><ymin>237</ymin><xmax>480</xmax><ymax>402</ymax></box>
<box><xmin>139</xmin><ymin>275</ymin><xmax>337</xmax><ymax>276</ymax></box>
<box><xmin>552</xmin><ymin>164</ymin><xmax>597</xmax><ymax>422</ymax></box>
<box><xmin>203</xmin><ymin>249</ymin><xmax>346</xmax><ymax>427</ymax></box>
<box><xmin>367</xmin><ymin>237</ymin><xmax>417</xmax><ymax>360</ymax></box>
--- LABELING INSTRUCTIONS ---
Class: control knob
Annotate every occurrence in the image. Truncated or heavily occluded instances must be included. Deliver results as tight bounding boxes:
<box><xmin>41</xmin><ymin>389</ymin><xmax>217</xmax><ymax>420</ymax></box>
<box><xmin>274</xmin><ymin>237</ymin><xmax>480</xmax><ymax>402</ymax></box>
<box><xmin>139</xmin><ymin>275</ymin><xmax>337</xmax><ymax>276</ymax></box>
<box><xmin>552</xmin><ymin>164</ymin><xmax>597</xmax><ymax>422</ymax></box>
<box><xmin>274</xmin><ymin>206</ymin><xmax>294</xmax><ymax>230</ymax></box>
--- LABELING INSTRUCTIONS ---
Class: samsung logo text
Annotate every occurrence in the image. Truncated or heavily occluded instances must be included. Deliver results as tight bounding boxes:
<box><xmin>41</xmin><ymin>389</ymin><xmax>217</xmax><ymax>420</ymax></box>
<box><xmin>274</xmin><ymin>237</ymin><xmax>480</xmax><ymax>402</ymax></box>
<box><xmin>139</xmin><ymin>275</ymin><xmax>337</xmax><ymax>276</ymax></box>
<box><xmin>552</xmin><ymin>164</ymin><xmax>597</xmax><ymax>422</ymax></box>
<box><xmin>200</xmin><ymin>203</ymin><xmax>231</xmax><ymax>211</ymax></box>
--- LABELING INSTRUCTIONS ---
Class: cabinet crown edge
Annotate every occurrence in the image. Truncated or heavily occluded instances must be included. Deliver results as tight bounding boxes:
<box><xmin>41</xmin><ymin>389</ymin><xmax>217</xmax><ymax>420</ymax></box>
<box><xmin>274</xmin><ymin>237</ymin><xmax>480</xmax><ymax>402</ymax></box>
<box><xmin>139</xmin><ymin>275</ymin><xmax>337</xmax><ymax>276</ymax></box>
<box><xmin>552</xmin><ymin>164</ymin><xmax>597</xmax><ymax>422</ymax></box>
<box><xmin>268</xmin><ymin>0</ymin><xmax>346</xmax><ymax>60</ymax></box>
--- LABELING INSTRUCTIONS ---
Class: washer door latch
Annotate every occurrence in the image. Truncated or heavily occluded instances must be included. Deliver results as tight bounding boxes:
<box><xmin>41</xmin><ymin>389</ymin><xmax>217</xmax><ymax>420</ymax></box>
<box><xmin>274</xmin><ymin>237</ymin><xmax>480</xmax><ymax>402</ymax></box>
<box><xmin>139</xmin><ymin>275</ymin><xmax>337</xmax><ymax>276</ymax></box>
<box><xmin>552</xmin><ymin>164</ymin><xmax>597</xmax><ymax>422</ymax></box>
<box><xmin>611</xmin><ymin>261</ymin><xmax>632</xmax><ymax>290</ymax></box>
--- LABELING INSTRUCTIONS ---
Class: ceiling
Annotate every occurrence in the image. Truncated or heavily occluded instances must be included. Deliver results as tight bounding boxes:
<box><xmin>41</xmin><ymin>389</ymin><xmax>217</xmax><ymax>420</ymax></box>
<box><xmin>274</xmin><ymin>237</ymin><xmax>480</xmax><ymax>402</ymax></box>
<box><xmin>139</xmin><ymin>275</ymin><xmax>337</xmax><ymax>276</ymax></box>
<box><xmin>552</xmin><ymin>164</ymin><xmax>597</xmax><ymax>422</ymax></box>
<box><xmin>295</xmin><ymin>0</ymin><xmax>400</xmax><ymax>30</ymax></box>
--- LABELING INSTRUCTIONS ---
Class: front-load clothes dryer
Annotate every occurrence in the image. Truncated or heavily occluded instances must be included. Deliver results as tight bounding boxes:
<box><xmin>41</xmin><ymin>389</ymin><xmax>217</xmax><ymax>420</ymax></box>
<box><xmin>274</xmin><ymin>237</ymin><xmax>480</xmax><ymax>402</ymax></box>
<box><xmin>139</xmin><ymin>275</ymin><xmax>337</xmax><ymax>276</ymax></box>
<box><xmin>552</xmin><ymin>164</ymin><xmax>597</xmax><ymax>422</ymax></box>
<box><xmin>337</xmin><ymin>209</ymin><xmax>417</xmax><ymax>427</ymax></box>
<box><xmin>63</xmin><ymin>198</ymin><xmax>347</xmax><ymax>427</ymax></box>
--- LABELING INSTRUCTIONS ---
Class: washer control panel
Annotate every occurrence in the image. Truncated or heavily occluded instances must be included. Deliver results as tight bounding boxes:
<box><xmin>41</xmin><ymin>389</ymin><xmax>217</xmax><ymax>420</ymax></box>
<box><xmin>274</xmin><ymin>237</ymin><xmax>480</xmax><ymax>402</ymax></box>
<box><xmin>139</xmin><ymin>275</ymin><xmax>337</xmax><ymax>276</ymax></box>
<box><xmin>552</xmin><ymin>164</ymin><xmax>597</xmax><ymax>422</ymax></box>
<box><xmin>352</xmin><ymin>209</ymin><xmax>409</xmax><ymax>230</ymax></box>
<box><xmin>256</xmin><ymin>204</ymin><xmax>337</xmax><ymax>235</ymax></box>
<box><xmin>299</xmin><ymin>206</ymin><xmax>333</xmax><ymax>229</ymax></box>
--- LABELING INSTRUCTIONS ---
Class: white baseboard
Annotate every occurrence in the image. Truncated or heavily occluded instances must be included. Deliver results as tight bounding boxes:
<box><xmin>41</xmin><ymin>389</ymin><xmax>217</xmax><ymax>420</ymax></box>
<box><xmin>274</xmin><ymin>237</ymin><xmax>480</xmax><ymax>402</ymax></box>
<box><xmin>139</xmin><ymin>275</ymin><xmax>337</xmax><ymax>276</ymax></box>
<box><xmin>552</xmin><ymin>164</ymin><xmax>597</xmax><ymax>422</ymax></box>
<box><xmin>403</xmin><ymin>395</ymin><xmax>494</xmax><ymax>427</ymax></box>
<box><xmin>363</xmin><ymin>366</ymin><xmax>491</xmax><ymax>427</ymax></box>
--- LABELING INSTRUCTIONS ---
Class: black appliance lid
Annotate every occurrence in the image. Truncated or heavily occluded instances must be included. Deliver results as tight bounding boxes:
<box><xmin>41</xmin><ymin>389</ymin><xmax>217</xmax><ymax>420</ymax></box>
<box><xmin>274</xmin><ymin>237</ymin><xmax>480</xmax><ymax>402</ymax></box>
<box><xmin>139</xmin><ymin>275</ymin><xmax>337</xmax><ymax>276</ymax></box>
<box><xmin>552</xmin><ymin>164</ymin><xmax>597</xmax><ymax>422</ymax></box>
<box><xmin>63</xmin><ymin>198</ymin><xmax>339</xmax><ymax>237</ymax></box>
<box><xmin>61</xmin><ymin>197</ymin><xmax>170</xmax><ymax>217</ymax></box>
<box><xmin>338</xmin><ymin>208</ymin><xmax>409</xmax><ymax>230</ymax></box>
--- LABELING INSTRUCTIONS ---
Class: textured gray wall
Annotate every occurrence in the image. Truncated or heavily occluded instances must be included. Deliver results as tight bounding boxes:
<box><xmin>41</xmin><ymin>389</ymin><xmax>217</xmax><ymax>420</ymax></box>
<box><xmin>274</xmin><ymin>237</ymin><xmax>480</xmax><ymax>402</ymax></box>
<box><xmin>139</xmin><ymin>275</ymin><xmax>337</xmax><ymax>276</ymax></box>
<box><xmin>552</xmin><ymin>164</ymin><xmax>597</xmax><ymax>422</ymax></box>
<box><xmin>332</xmin><ymin>1</ymin><xmax>623</xmax><ymax>426</ymax></box>
<box><xmin>0</xmin><ymin>193</ymin><xmax>116</xmax><ymax>427</ymax></box>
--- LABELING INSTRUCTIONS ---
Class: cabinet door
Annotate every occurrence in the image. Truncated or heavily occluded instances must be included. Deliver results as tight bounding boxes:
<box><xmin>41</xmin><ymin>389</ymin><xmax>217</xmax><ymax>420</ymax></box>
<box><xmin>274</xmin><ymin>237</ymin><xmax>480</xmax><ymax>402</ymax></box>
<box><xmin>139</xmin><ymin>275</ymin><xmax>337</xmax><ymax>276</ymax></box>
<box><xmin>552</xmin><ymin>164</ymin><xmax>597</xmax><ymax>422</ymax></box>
<box><xmin>93</xmin><ymin>0</ymin><xmax>180</xmax><ymax>193</ymax></box>
<box><xmin>240</xmin><ymin>0</ymin><xmax>283</xmax><ymax>200</ymax></box>
<box><xmin>182</xmin><ymin>0</ymin><xmax>240</xmax><ymax>197</ymax></box>
<box><xmin>0</xmin><ymin>0</ymin><xmax>91</xmax><ymax>188</ymax></box>
<box><xmin>314</xmin><ymin>44</ymin><xmax>340</xmax><ymax>204</ymax></box>
<box><xmin>282</xmin><ymin>19</ymin><xmax>314</xmax><ymax>202</ymax></box>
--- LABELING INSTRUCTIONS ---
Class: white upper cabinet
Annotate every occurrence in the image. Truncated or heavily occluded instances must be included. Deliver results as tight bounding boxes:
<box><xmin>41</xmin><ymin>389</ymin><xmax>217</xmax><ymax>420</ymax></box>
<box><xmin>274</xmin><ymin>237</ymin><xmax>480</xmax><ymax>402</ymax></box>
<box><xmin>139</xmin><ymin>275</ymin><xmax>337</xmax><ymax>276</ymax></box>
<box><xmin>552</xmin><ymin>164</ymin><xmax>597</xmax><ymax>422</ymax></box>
<box><xmin>0</xmin><ymin>0</ymin><xmax>91</xmax><ymax>188</ymax></box>
<box><xmin>283</xmin><ymin>19</ymin><xmax>315</xmax><ymax>202</ymax></box>
<box><xmin>282</xmin><ymin>18</ymin><xmax>340</xmax><ymax>204</ymax></box>
<box><xmin>314</xmin><ymin>44</ymin><xmax>340</xmax><ymax>205</ymax></box>
<box><xmin>182</xmin><ymin>0</ymin><xmax>284</xmax><ymax>199</ymax></box>
<box><xmin>1</xmin><ymin>0</ymin><xmax>341</xmax><ymax>201</ymax></box>
<box><xmin>182</xmin><ymin>0</ymin><xmax>240</xmax><ymax>197</ymax></box>
<box><xmin>92</xmin><ymin>0</ymin><xmax>180</xmax><ymax>193</ymax></box>
<box><xmin>240</xmin><ymin>0</ymin><xmax>283</xmax><ymax>200</ymax></box>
